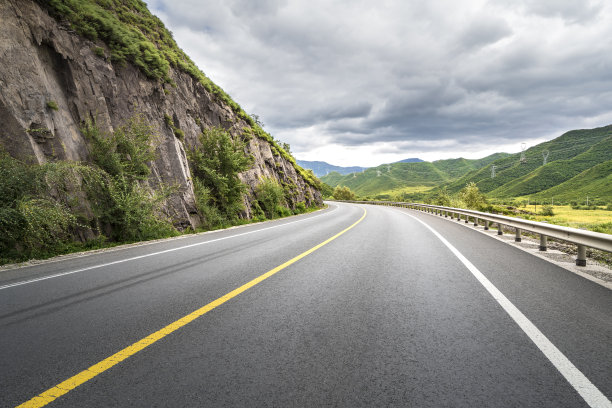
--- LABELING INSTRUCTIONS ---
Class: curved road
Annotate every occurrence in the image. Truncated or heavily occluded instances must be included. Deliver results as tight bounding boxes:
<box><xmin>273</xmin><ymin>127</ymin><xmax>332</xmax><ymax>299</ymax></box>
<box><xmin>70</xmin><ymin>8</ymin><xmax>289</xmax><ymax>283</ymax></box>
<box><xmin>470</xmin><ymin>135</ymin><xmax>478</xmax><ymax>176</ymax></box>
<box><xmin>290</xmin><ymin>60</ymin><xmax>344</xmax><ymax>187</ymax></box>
<box><xmin>1</xmin><ymin>202</ymin><xmax>610</xmax><ymax>407</ymax></box>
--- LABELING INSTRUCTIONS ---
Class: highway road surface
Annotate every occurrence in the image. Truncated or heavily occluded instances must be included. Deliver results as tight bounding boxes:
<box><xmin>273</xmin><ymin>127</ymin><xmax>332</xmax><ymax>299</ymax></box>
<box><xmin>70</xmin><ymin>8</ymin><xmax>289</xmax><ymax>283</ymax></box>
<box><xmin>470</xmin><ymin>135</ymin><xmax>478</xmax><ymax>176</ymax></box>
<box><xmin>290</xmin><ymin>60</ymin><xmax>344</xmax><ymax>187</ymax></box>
<box><xmin>1</xmin><ymin>202</ymin><xmax>611</xmax><ymax>407</ymax></box>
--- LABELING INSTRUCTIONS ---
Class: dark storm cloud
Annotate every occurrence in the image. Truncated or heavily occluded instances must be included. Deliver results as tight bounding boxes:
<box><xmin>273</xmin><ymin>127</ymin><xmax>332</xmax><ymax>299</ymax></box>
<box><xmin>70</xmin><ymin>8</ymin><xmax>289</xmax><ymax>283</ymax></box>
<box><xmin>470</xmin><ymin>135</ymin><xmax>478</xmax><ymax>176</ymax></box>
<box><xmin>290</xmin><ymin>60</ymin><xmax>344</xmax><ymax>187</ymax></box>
<box><xmin>148</xmin><ymin>0</ymin><xmax>612</xmax><ymax>165</ymax></box>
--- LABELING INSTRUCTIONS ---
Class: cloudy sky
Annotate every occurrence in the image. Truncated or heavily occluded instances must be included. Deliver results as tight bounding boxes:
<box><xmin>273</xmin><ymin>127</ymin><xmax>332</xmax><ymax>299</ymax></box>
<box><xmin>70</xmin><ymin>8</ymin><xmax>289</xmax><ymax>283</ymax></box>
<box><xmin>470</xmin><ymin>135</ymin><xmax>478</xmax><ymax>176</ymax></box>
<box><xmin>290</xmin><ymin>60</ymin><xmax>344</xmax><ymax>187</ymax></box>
<box><xmin>148</xmin><ymin>0</ymin><xmax>612</xmax><ymax>166</ymax></box>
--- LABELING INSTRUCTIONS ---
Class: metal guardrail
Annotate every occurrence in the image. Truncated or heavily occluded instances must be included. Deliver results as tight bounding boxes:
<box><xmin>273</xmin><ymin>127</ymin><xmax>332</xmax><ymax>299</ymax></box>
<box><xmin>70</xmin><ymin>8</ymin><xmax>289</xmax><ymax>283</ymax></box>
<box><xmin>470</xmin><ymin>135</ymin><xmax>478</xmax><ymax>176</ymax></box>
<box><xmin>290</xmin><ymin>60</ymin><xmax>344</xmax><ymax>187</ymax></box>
<box><xmin>340</xmin><ymin>200</ymin><xmax>612</xmax><ymax>266</ymax></box>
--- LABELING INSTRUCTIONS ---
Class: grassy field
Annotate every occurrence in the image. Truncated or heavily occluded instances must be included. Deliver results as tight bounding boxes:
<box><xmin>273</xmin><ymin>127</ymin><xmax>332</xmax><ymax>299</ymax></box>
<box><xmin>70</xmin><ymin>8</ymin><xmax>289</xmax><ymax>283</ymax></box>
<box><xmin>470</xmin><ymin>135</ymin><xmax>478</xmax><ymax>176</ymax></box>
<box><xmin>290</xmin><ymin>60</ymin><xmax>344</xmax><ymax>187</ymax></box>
<box><xmin>376</xmin><ymin>185</ymin><xmax>435</xmax><ymax>198</ymax></box>
<box><xmin>519</xmin><ymin>205</ymin><xmax>612</xmax><ymax>234</ymax></box>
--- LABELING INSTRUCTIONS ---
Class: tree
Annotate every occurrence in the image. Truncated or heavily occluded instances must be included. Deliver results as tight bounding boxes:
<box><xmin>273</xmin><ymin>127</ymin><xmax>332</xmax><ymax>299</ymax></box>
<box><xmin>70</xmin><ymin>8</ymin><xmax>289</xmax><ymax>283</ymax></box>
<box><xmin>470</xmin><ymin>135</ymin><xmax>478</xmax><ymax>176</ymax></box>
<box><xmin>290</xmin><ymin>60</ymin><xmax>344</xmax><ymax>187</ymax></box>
<box><xmin>333</xmin><ymin>186</ymin><xmax>356</xmax><ymax>200</ymax></box>
<box><xmin>459</xmin><ymin>182</ymin><xmax>487</xmax><ymax>209</ymax></box>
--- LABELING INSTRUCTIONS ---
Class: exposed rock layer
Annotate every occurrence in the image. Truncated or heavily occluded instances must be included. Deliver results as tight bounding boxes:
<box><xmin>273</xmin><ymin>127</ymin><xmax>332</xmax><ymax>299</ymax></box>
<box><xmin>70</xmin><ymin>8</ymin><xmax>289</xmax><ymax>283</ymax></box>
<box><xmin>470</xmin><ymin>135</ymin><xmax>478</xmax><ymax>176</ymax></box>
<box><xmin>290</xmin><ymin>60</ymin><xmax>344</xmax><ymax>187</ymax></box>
<box><xmin>0</xmin><ymin>0</ymin><xmax>321</xmax><ymax>229</ymax></box>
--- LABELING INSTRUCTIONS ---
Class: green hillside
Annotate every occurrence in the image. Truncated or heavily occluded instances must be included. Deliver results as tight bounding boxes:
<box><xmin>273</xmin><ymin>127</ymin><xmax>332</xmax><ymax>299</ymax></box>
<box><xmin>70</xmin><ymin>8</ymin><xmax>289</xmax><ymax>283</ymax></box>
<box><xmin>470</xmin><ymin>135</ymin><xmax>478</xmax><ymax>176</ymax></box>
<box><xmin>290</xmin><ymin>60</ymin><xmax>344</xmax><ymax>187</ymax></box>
<box><xmin>526</xmin><ymin>159</ymin><xmax>612</xmax><ymax>202</ymax></box>
<box><xmin>446</xmin><ymin>125</ymin><xmax>612</xmax><ymax>195</ymax></box>
<box><xmin>487</xmin><ymin>135</ymin><xmax>612</xmax><ymax>197</ymax></box>
<box><xmin>321</xmin><ymin>153</ymin><xmax>509</xmax><ymax>197</ymax></box>
<box><xmin>322</xmin><ymin>125</ymin><xmax>611</xmax><ymax>201</ymax></box>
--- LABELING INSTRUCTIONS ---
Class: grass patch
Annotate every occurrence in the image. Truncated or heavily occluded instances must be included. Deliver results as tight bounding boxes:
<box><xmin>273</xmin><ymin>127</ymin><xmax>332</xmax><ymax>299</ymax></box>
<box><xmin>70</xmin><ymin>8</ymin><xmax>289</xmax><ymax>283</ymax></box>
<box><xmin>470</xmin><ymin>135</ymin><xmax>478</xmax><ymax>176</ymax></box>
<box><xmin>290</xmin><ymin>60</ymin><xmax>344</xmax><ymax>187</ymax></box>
<box><xmin>46</xmin><ymin>100</ymin><xmax>59</xmax><ymax>111</ymax></box>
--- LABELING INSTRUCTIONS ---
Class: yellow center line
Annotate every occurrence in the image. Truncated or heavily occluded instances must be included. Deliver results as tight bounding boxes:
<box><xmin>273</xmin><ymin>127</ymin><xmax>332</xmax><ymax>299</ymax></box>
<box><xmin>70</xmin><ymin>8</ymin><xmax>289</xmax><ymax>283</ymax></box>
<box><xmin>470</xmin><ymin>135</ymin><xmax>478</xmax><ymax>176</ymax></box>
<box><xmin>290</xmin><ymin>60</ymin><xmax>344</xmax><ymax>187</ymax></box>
<box><xmin>17</xmin><ymin>207</ymin><xmax>367</xmax><ymax>408</ymax></box>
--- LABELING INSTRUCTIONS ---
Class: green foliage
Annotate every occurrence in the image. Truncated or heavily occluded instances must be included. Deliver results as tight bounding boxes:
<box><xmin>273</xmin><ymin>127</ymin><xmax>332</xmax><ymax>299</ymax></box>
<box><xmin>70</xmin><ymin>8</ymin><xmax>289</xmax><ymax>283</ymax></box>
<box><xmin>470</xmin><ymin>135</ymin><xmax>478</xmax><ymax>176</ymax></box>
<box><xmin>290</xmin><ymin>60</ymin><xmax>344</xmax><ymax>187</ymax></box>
<box><xmin>320</xmin><ymin>182</ymin><xmax>334</xmax><ymax>198</ymax></box>
<box><xmin>333</xmin><ymin>186</ymin><xmax>356</xmax><ymax>201</ymax></box>
<box><xmin>0</xmin><ymin>151</ymin><xmax>83</xmax><ymax>260</ymax></box>
<box><xmin>192</xmin><ymin>178</ymin><xmax>225</xmax><ymax>230</ymax></box>
<box><xmin>46</xmin><ymin>100</ymin><xmax>59</xmax><ymax>111</ymax></box>
<box><xmin>294</xmin><ymin>201</ymin><xmax>306</xmax><ymax>214</ymax></box>
<box><xmin>255</xmin><ymin>178</ymin><xmax>286</xmax><ymax>218</ymax></box>
<box><xmin>17</xmin><ymin>197</ymin><xmax>79</xmax><ymax>254</ymax></box>
<box><xmin>458</xmin><ymin>182</ymin><xmax>487</xmax><ymax>209</ymax></box>
<box><xmin>83</xmin><ymin>115</ymin><xmax>157</xmax><ymax>181</ymax></box>
<box><xmin>187</xmin><ymin>127</ymin><xmax>252</xmax><ymax>223</ymax></box>
<box><xmin>164</xmin><ymin>114</ymin><xmax>185</xmax><ymax>141</ymax></box>
<box><xmin>432</xmin><ymin>187</ymin><xmax>451</xmax><ymax>206</ymax></box>
<box><xmin>93</xmin><ymin>46</ymin><xmax>105</xmax><ymax>57</ymax></box>
<box><xmin>539</xmin><ymin>205</ymin><xmax>555</xmax><ymax>216</ymax></box>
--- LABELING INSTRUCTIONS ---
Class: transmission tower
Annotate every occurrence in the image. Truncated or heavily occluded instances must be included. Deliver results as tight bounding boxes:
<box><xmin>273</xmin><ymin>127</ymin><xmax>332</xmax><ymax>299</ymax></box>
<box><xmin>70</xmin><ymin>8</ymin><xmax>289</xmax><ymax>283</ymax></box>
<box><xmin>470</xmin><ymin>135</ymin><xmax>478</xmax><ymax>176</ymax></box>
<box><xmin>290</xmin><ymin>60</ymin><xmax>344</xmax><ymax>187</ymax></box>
<box><xmin>520</xmin><ymin>143</ymin><xmax>527</xmax><ymax>163</ymax></box>
<box><xmin>387</xmin><ymin>164</ymin><xmax>391</xmax><ymax>173</ymax></box>
<box><xmin>377</xmin><ymin>170</ymin><xmax>381</xmax><ymax>177</ymax></box>
<box><xmin>542</xmin><ymin>150</ymin><xmax>549</xmax><ymax>165</ymax></box>
<box><xmin>491</xmin><ymin>165</ymin><xmax>496</xmax><ymax>178</ymax></box>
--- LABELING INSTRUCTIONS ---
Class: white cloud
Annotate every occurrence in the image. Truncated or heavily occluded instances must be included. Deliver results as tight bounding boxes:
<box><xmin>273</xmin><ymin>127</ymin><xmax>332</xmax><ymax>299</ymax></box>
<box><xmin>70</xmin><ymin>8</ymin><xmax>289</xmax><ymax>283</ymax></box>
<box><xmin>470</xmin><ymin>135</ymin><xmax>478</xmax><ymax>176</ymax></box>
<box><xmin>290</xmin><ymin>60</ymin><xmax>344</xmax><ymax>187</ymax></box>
<box><xmin>149</xmin><ymin>0</ymin><xmax>612</xmax><ymax>166</ymax></box>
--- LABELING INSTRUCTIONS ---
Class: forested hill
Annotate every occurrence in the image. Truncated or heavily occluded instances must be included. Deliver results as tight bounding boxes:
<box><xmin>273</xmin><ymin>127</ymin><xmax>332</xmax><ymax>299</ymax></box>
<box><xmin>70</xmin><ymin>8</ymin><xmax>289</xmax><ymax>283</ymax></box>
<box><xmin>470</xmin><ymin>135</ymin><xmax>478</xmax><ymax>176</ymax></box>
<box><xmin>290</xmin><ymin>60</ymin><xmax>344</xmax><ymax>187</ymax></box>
<box><xmin>321</xmin><ymin>125</ymin><xmax>612</xmax><ymax>202</ymax></box>
<box><xmin>445</xmin><ymin>125</ymin><xmax>612</xmax><ymax>199</ymax></box>
<box><xmin>321</xmin><ymin>153</ymin><xmax>507</xmax><ymax>196</ymax></box>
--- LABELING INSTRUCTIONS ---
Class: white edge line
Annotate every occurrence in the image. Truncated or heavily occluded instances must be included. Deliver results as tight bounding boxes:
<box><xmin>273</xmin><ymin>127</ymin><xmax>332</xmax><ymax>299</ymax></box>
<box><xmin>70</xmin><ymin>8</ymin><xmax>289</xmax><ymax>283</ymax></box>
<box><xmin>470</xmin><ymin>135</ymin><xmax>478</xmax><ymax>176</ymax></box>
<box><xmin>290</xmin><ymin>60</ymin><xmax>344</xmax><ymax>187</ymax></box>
<box><xmin>397</xmin><ymin>209</ymin><xmax>612</xmax><ymax>408</ymax></box>
<box><xmin>0</xmin><ymin>205</ymin><xmax>339</xmax><ymax>291</ymax></box>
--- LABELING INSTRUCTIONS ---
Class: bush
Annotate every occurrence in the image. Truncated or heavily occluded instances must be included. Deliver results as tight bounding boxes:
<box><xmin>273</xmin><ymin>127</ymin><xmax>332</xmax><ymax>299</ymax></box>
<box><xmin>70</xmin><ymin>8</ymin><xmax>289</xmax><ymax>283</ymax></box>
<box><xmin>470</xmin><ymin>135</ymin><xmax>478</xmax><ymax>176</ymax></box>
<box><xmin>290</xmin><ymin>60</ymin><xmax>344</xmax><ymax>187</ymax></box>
<box><xmin>294</xmin><ymin>202</ymin><xmax>306</xmax><ymax>214</ymax></box>
<box><xmin>93</xmin><ymin>46</ymin><xmax>105</xmax><ymax>58</ymax></box>
<box><xmin>255</xmin><ymin>178</ymin><xmax>286</xmax><ymax>219</ymax></box>
<box><xmin>46</xmin><ymin>100</ymin><xmax>59</xmax><ymax>111</ymax></box>
<box><xmin>81</xmin><ymin>117</ymin><xmax>177</xmax><ymax>241</ymax></box>
<box><xmin>539</xmin><ymin>205</ymin><xmax>555</xmax><ymax>216</ymax></box>
<box><xmin>459</xmin><ymin>182</ymin><xmax>487</xmax><ymax>209</ymax></box>
<box><xmin>332</xmin><ymin>186</ymin><xmax>356</xmax><ymax>200</ymax></box>
<box><xmin>187</xmin><ymin>127</ymin><xmax>252</xmax><ymax>223</ymax></box>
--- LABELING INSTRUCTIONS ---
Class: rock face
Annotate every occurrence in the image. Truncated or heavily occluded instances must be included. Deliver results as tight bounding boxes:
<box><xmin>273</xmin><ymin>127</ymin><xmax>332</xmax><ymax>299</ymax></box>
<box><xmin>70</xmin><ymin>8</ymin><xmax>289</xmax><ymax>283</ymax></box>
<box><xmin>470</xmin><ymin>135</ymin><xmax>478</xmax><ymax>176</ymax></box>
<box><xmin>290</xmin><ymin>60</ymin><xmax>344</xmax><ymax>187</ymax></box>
<box><xmin>0</xmin><ymin>0</ymin><xmax>321</xmax><ymax>229</ymax></box>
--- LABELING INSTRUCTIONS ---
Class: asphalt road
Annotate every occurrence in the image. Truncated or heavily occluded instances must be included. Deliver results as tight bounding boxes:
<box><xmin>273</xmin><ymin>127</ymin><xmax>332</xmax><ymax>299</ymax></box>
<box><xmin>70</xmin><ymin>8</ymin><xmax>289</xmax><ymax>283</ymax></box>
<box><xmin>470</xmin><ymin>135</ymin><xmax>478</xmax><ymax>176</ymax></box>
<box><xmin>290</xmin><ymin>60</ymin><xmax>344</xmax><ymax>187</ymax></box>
<box><xmin>1</xmin><ymin>202</ymin><xmax>611</xmax><ymax>407</ymax></box>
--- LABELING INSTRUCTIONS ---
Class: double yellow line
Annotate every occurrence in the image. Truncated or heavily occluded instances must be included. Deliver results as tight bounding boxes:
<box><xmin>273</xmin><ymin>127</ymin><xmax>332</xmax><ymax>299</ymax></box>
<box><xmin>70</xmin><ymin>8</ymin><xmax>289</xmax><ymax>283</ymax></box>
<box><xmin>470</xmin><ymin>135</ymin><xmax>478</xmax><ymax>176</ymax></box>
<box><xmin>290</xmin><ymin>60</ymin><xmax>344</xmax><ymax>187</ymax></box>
<box><xmin>18</xmin><ymin>208</ymin><xmax>367</xmax><ymax>408</ymax></box>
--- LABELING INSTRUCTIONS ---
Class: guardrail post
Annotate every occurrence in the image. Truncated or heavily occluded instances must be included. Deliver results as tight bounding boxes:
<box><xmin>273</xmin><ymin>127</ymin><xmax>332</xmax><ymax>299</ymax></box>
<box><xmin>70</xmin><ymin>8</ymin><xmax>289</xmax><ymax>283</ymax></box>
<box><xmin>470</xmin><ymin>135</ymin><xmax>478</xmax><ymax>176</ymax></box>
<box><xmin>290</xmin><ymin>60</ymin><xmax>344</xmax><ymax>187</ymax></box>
<box><xmin>497</xmin><ymin>223</ymin><xmax>503</xmax><ymax>235</ymax></box>
<box><xmin>444</xmin><ymin>211</ymin><xmax>448</xmax><ymax>218</ymax></box>
<box><xmin>465</xmin><ymin>215</ymin><xmax>469</xmax><ymax>224</ymax></box>
<box><xmin>484</xmin><ymin>220</ymin><xmax>489</xmax><ymax>230</ymax></box>
<box><xmin>576</xmin><ymin>245</ymin><xmax>587</xmax><ymax>266</ymax></box>
<box><xmin>474</xmin><ymin>217</ymin><xmax>478</xmax><ymax>227</ymax></box>
<box><xmin>539</xmin><ymin>235</ymin><xmax>547</xmax><ymax>251</ymax></box>
<box><xmin>515</xmin><ymin>228</ymin><xmax>521</xmax><ymax>242</ymax></box>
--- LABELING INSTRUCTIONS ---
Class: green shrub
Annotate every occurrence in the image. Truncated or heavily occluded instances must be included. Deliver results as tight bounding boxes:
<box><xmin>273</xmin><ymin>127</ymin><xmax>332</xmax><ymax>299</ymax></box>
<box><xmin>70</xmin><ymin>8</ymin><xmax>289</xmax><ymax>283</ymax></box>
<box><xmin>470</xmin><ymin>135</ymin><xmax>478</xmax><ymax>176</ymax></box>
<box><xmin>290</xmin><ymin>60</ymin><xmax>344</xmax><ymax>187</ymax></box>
<box><xmin>332</xmin><ymin>186</ymin><xmax>356</xmax><ymax>200</ymax></box>
<box><xmin>192</xmin><ymin>178</ymin><xmax>225</xmax><ymax>230</ymax></box>
<box><xmin>294</xmin><ymin>202</ymin><xmax>306</xmax><ymax>214</ymax></box>
<box><xmin>255</xmin><ymin>178</ymin><xmax>285</xmax><ymax>219</ymax></box>
<box><xmin>46</xmin><ymin>100</ymin><xmax>59</xmax><ymax>111</ymax></box>
<box><xmin>164</xmin><ymin>114</ymin><xmax>185</xmax><ymax>141</ymax></box>
<box><xmin>83</xmin><ymin>115</ymin><xmax>157</xmax><ymax>181</ymax></box>
<box><xmin>275</xmin><ymin>205</ymin><xmax>292</xmax><ymax>218</ymax></box>
<box><xmin>459</xmin><ymin>182</ymin><xmax>487</xmax><ymax>209</ymax></box>
<box><xmin>187</xmin><ymin>127</ymin><xmax>252</xmax><ymax>222</ymax></box>
<box><xmin>17</xmin><ymin>197</ymin><xmax>79</xmax><ymax>255</ymax></box>
<box><xmin>93</xmin><ymin>46</ymin><xmax>105</xmax><ymax>57</ymax></box>
<box><xmin>539</xmin><ymin>205</ymin><xmax>555</xmax><ymax>216</ymax></box>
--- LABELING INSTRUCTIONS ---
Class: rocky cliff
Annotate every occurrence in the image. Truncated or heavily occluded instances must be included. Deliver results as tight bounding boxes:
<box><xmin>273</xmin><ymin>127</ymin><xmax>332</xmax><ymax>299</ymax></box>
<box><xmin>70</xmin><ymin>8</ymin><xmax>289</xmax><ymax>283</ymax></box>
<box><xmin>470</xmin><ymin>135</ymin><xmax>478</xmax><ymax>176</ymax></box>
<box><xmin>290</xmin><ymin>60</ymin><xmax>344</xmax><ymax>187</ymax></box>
<box><xmin>0</xmin><ymin>0</ymin><xmax>321</xmax><ymax>230</ymax></box>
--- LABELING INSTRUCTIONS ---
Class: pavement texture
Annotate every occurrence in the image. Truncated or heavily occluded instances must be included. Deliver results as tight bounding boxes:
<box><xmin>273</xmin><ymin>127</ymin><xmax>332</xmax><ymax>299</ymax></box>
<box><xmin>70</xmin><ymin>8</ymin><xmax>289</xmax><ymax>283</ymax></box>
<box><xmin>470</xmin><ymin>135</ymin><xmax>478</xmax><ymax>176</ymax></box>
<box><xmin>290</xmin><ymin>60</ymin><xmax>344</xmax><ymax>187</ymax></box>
<box><xmin>1</xmin><ymin>202</ymin><xmax>610</xmax><ymax>407</ymax></box>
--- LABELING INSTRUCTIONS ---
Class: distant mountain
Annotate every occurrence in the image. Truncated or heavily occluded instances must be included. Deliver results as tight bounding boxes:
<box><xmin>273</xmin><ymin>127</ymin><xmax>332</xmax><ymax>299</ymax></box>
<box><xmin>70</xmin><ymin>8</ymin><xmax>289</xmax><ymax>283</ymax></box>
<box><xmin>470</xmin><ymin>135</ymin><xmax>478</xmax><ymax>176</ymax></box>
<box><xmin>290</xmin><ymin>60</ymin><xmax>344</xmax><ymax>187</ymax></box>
<box><xmin>296</xmin><ymin>160</ymin><xmax>367</xmax><ymax>177</ymax></box>
<box><xmin>394</xmin><ymin>158</ymin><xmax>423</xmax><ymax>163</ymax></box>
